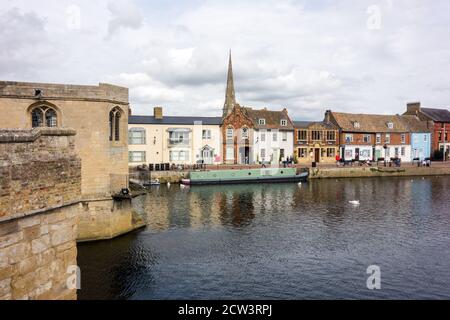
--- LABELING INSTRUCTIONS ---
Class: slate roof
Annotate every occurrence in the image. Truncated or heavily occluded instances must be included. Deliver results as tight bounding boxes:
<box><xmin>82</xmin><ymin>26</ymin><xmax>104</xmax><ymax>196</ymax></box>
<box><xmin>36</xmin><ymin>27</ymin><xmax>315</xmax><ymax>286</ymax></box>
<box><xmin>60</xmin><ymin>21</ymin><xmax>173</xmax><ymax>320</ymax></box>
<box><xmin>330</xmin><ymin>112</ymin><xmax>410</xmax><ymax>133</ymax></box>
<box><xmin>243</xmin><ymin>107</ymin><xmax>294</xmax><ymax>130</ymax></box>
<box><xmin>293</xmin><ymin>121</ymin><xmax>312</xmax><ymax>129</ymax></box>
<box><xmin>129</xmin><ymin>115</ymin><xmax>223</xmax><ymax>125</ymax></box>
<box><xmin>420</xmin><ymin>108</ymin><xmax>450</xmax><ymax>122</ymax></box>
<box><xmin>399</xmin><ymin>115</ymin><xmax>432</xmax><ymax>133</ymax></box>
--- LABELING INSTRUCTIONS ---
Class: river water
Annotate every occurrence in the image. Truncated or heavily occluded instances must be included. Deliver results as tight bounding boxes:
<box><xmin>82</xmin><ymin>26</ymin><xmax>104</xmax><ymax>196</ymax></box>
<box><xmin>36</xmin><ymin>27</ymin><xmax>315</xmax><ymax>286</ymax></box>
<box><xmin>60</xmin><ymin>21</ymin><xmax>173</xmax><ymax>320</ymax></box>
<box><xmin>77</xmin><ymin>176</ymin><xmax>450</xmax><ymax>300</ymax></box>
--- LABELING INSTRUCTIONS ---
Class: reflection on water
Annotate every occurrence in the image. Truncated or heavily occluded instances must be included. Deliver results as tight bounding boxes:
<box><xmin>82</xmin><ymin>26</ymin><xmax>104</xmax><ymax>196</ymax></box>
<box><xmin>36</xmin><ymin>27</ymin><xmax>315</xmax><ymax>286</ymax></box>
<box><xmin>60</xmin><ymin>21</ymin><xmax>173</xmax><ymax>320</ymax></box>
<box><xmin>78</xmin><ymin>177</ymin><xmax>450</xmax><ymax>300</ymax></box>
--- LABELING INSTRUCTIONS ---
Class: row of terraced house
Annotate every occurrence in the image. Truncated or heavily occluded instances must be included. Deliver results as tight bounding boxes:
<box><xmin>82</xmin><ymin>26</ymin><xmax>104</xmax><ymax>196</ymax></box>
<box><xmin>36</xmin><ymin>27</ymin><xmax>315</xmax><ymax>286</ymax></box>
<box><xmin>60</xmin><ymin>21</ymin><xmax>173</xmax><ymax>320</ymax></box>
<box><xmin>128</xmin><ymin>55</ymin><xmax>450</xmax><ymax>167</ymax></box>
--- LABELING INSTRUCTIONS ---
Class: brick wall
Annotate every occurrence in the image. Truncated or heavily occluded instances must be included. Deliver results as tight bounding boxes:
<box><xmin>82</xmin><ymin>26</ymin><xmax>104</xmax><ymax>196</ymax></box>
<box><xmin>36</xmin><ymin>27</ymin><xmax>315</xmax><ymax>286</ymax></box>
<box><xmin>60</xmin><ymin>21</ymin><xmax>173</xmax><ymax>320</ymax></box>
<box><xmin>339</xmin><ymin>132</ymin><xmax>410</xmax><ymax>146</ymax></box>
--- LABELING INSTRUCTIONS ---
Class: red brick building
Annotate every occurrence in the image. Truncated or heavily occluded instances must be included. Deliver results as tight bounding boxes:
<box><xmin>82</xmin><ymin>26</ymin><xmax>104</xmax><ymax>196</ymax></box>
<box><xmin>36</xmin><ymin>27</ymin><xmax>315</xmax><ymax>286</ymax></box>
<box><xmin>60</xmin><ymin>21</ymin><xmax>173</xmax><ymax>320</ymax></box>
<box><xmin>403</xmin><ymin>102</ymin><xmax>450</xmax><ymax>160</ymax></box>
<box><xmin>222</xmin><ymin>104</ymin><xmax>254</xmax><ymax>164</ymax></box>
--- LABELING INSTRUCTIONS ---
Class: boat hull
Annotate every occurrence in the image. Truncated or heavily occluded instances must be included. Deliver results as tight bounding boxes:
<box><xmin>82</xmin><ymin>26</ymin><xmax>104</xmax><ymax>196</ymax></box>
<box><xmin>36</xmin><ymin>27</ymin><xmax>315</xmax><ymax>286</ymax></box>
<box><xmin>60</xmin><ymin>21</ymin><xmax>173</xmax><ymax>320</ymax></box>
<box><xmin>182</xmin><ymin>170</ymin><xmax>308</xmax><ymax>186</ymax></box>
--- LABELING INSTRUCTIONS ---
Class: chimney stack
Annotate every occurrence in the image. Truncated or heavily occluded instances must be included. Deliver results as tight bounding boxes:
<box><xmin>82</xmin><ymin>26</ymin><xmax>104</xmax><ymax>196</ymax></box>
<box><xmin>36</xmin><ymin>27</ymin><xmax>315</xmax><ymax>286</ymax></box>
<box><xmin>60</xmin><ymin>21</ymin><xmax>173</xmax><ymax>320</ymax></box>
<box><xmin>407</xmin><ymin>102</ymin><xmax>421</xmax><ymax>114</ymax></box>
<box><xmin>154</xmin><ymin>107</ymin><xmax>163</xmax><ymax>119</ymax></box>
<box><xmin>325</xmin><ymin>110</ymin><xmax>332</xmax><ymax>124</ymax></box>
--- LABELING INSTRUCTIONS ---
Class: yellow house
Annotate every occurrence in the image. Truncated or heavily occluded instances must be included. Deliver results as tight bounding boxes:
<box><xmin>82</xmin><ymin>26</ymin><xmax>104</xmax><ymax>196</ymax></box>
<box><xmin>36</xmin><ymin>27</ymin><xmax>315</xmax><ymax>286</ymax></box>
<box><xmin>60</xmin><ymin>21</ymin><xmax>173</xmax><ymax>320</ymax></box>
<box><xmin>294</xmin><ymin>120</ymin><xmax>340</xmax><ymax>164</ymax></box>
<box><xmin>128</xmin><ymin>107</ymin><xmax>223</xmax><ymax>166</ymax></box>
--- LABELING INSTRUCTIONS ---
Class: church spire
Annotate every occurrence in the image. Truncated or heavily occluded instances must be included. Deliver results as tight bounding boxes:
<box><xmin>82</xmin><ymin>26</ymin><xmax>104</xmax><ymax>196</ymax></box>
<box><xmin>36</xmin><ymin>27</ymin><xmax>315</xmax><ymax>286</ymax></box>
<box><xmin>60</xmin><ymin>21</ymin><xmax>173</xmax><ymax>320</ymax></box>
<box><xmin>223</xmin><ymin>50</ymin><xmax>236</xmax><ymax>117</ymax></box>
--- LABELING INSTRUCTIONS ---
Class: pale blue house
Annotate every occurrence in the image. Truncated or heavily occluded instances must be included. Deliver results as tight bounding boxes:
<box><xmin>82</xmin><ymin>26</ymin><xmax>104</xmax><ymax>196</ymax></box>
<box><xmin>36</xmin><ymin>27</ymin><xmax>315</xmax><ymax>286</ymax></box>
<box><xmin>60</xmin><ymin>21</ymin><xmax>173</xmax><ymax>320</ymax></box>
<box><xmin>401</xmin><ymin>115</ymin><xmax>431</xmax><ymax>161</ymax></box>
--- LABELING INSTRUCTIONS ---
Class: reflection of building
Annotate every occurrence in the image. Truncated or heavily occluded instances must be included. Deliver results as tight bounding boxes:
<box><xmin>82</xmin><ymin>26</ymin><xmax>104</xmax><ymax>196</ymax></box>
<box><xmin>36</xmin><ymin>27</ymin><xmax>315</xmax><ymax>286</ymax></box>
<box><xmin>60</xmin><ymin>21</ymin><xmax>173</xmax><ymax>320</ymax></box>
<box><xmin>403</xmin><ymin>102</ymin><xmax>450</xmax><ymax>160</ymax></box>
<box><xmin>327</xmin><ymin>110</ymin><xmax>414</xmax><ymax>162</ymax></box>
<box><xmin>221</xmin><ymin>53</ymin><xmax>294</xmax><ymax>165</ymax></box>
<box><xmin>294</xmin><ymin>119</ymin><xmax>339</xmax><ymax>164</ymax></box>
<box><xmin>0</xmin><ymin>81</ymin><xmax>142</xmax><ymax>241</ymax></box>
<box><xmin>128</xmin><ymin>107</ymin><xmax>222</xmax><ymax>166</ymax></box>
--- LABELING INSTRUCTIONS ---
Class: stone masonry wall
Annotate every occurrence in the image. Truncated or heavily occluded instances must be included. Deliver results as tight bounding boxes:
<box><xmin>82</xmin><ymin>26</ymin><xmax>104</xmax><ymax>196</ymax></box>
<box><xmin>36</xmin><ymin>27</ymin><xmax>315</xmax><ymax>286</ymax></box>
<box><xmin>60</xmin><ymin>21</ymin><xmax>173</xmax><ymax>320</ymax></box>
<box><xmin>0</xmin><ymin>129</ymin><xmax>81</xmax><ymax>300</ymax></box>
<box><xmin>0</xmin><ymin>129</ymin><xmax>81</xmax><ymax>220</ymax></box>
<box><xmin>0</xmin><ymin>205</ymin><xmax>79</xmax><ymax>300</ymax></box>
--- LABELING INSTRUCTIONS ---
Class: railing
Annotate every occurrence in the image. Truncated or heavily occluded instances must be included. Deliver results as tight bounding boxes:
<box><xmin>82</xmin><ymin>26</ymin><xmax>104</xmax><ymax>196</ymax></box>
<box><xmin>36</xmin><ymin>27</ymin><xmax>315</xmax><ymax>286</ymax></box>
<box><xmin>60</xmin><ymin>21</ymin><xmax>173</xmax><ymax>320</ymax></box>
<box><xmin>168</xmin><ymin>138</ymin><xmax>191</xmax><ymax>146</ymax></box>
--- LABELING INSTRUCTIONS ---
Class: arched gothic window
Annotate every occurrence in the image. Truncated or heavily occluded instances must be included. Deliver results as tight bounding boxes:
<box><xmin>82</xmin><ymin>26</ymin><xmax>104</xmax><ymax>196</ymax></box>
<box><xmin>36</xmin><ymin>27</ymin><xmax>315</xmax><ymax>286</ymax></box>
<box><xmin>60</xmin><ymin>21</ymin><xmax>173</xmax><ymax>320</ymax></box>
<box><xmin>45</xmin><ymin>108</ymin><xmax>57</xmax><ymax>127</ymax></box>
<box><xmin>31</xmin><ymin>106</ymin><xmax>58</xmax><ymax>128</ymax></box>
<box><xmin>109</xmin><ymin>107</ymin><xmax>122</xmax><ymax>141</ymax></box>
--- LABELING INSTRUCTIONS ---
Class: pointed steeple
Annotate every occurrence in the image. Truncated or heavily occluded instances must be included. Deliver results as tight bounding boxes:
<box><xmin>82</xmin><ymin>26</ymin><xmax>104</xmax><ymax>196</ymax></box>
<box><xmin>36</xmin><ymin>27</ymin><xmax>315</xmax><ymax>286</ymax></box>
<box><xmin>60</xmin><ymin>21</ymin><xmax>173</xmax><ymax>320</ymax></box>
<box><xmin>223</xmin><ymin>50</ymin><xmax>236</xmax><ymax>117</ymax></box>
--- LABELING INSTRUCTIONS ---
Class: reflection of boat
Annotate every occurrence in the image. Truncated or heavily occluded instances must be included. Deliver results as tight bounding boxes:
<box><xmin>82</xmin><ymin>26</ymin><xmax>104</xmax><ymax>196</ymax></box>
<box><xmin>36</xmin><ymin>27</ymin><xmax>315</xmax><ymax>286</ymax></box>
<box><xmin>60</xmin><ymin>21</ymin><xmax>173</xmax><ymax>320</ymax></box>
<box><xmin>143</xmin><ymin>179</ymin><xmax>161</xmax><ymax>187</ymax></box>
<box><xmin>181</xmin><ymin>168</ymin><xmax>308</xmax><ymax>186</ymax></box>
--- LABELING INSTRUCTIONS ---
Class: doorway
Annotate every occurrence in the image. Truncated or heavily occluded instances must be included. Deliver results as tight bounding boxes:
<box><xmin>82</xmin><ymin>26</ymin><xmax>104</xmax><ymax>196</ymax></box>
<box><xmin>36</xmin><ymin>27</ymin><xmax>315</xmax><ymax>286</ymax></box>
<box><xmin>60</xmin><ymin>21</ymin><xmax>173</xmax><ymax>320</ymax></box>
<box><xmin>314</xmin><ymin>149</ymin><xmax>320</xmax><ymax>163</ymax></box>
<box><xmin>239</xmin><ymin>146</ymin><xmax>251</xmax><ymax>164</ymax></box>
<box><xmin>355</xmin><ymin>148</ymin><xmax>360</xmax><ymax>161</ymax></box>
<box><xmin>200</xmin><ymin>146</ymin><xmax>214</xmax><ymax>165</ymax></box>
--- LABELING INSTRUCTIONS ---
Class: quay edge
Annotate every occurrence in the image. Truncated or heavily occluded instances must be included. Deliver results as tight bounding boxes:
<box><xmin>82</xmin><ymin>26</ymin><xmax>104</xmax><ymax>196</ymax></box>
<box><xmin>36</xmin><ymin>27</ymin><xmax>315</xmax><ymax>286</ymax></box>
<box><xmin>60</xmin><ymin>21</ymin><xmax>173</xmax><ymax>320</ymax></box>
<box><xmin>308</xmin><ymin>166</ymin><xmax>450</xmax><ymax>179</ymax></box>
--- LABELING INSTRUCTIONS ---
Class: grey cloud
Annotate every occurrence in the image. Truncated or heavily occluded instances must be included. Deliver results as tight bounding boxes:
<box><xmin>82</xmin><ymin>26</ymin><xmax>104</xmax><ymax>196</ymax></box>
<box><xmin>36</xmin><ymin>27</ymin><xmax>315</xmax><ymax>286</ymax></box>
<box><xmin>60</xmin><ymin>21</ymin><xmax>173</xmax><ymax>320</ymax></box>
<box><xmin>1</xmin><ymin>0</ymin><xmax>450</xmax><ymax>120</ymax></box>
<box><xmin>107</xmin><ymin>0</ymin><xmax>143</xmax><ymax>37</ymax></box>
<box><xmin>0</xmin><ymin>8</ymin><xmax>53</xmax><ymax>79</ymax></box>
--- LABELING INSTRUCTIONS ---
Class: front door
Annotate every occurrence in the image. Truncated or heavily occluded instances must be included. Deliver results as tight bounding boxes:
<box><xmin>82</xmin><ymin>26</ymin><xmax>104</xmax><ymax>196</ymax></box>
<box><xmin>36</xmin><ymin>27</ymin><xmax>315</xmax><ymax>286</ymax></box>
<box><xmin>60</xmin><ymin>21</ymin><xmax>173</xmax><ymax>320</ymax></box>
<box><xmin>244</xmin><ymin>147</ymin><xmax>250</xmax><ymax>164</ymax></box>
<box><xmin>355</xmin><ymin>148</ymin><xmax>360</xmax><ymax>161</ymax></box>
<box><xmin>314</xmin><ymin>149</ymin><xmax>320</xmax><ymax>163</ymax></box>
<box><xmin>201</xmin><ymin>146</ymin><xmax>214</xmax><ymax>164</ymax></box>
<box><xmin>239</xmin><ymin>147</ymin><xmax>251</xmax><ymax>164</ymax></box>
<box><xmin>375</xmin><ymin>149</ymin><xmax>382</xmax><ymax>161</ymax></box>
<box><xmin>272</xmin><ymin>149</ymin><xmax>279</xmax><ymax>165</ymax></box>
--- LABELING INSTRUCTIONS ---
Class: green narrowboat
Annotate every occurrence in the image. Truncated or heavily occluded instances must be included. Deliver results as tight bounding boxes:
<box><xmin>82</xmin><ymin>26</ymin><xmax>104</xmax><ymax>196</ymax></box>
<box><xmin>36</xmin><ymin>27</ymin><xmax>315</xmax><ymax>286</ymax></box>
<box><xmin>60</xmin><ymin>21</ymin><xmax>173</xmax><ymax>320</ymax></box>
<box><xmin>181</xmin><ymin>168</ymin><xmax>308</xmax><ymax>186</ymax></box>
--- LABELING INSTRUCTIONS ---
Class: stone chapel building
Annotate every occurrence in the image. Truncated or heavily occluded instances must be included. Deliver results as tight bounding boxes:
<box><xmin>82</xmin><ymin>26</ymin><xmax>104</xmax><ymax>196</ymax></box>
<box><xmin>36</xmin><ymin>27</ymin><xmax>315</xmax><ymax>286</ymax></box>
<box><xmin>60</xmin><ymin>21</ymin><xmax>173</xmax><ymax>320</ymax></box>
<box><xmin>0</xmin><ymin>81</ymin><xmax>144</xmax><ymax>241</ymax></box>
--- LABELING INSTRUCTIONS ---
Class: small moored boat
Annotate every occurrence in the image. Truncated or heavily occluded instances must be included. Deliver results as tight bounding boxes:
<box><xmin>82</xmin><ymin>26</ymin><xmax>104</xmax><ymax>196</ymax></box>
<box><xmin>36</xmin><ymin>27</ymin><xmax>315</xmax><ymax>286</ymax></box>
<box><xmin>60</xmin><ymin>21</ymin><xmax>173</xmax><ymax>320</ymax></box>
<box><xmin>181</xmin><ymin>168</ymin><xmax>308</xmax><ymax>186</ymax></box>
<box><xmin>143</xmin><ymin>179</ymin><xmax>161</xmax><ymax>187</ymax></box>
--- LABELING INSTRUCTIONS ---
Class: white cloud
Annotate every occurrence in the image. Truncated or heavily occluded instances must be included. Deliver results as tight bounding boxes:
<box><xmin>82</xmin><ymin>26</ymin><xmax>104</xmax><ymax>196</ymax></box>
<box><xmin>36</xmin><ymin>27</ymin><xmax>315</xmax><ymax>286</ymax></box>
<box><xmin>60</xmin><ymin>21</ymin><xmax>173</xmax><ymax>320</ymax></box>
<box><xmin>1</xmin><ymin>0</ymin><xmax>449</xmax><ymax>120</ymax></box>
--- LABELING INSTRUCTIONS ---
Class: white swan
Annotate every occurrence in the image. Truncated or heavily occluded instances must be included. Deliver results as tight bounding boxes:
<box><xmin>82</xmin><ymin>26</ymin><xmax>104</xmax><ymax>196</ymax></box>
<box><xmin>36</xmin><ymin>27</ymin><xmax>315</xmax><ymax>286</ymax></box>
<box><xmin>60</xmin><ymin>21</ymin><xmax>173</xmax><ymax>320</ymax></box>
<box><xmin>167</xmin><ymin>182</ymin><xmax>171</xmax><ymax>188</ymax></box>
<box><xmin>298</xmin><ymin>182</ymin><xmax>302</xmax><ymax>187</ymax></box>
<box><xmin>349</xmin><ymin>200</ymin><xmax>360</xmax><ymax>206</ymax></box>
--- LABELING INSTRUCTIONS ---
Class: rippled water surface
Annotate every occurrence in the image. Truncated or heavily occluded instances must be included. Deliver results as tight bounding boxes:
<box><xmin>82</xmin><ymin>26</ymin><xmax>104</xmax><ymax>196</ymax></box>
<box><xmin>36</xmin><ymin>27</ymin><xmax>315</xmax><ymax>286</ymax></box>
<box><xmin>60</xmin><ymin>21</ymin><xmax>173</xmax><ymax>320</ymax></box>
<box><xmin>78</xmin><ymin>177</ymin><xmax>450</xmax><ymax>300</ymax></box>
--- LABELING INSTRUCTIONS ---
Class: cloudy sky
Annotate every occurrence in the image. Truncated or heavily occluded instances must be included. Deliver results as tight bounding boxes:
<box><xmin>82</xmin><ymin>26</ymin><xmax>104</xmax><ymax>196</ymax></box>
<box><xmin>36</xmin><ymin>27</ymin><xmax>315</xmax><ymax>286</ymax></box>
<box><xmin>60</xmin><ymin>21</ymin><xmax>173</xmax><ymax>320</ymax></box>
<box><xmin>1</xmin><ymin>0</ymin><xmax>449</xmax><ymax>120</ymax></box>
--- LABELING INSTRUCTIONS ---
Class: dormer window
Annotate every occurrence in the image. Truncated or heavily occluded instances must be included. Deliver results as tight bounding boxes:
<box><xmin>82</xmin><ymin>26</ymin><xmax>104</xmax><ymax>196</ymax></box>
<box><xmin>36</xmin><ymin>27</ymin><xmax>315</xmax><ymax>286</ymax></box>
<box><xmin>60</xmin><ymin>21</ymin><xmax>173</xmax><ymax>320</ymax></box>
<box><xmin>259</xmin><ymin>119</ymin><xmax>266</xmax><ymax>126</ymax></box>
<box><xmin>387</xmin><ymin>122</ymin><xmax>394</xmax><ymax>129</ymax></box>
<box><xmin>280</xmin><ymin>119</ymin><xmax>287</xmax><ymax>126</ymax></box>
<box><xmin>353</xmin><ymin>121</ymin><xmax>360</xmax><ymax>129</ymax></box>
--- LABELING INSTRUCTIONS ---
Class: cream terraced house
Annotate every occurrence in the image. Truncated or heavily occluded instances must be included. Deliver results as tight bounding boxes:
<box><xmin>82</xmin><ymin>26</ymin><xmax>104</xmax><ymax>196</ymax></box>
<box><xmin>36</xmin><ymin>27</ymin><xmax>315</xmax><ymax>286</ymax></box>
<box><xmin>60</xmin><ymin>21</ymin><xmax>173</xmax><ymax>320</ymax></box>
<box><xmin>128</xmin><ymin>107</ymin><xmax>223</xmax><ymax>166</ymax></box>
